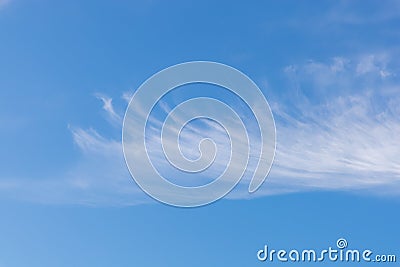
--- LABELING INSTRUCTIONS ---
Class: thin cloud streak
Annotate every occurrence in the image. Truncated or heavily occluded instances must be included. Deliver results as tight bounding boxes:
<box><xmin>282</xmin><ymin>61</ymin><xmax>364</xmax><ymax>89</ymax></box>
<box><xmin>94</xmin><ymin>93</ymin><xmax>121</xmax><ymax>125</ymax></box>
<box><xmin>269</xmin><ymin>93</ymin><xmax>400</xmax><ymax>190</ymax></box>
<box><xmin>72</xmin><ymin>54</ymin><xmax>400</xmax><ymax>203</ymax></box>
<box><xmin>62</xmin><ymin>53</ymin><xmax>400</xmax><ymax>204</ymax></box>
<box><xmin>1</xmin><ymin>53</ymin><xmax>399</xmax><ymax>205</ymax></box>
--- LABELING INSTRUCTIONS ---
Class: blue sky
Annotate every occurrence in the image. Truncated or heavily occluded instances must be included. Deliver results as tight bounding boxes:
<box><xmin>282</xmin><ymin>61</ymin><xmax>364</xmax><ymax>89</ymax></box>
<box><xmin>0</xmin><ymin>0</ymin><xmax>399</xmax><ymax>266</ymax></box>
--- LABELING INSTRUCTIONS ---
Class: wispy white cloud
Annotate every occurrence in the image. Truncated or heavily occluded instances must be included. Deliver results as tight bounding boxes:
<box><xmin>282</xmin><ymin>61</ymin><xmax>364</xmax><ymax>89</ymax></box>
<box><xmin>248</xmin><ymin>54</ymin><xmax>400</xmax><ymax>196</ymax></box>
<box><xmin>1</xmin><ymin>125</ymin><xmax>148</xmax><ymax>206</ymax></box>
<box><xmin>267</xmin><ymin>92</ymin><xmax>400</xmax><ymax>193</ymax></box>
<box><xmin>122</xmin><ymin>91</ymin><xmax>134</xmax><ymax>103</ymax></box>
<box><xmin>1</xmin><ymin>53</ymin><xmax>399</xmax><ymax>206</ymax></box>
<box><xmin>355</xmin><ymin>54</ymin><xmax>392</xmax><ymax>78</ymax></box>
<box><xmin>73</xmin><ymin>54</ymin><xmax>400</xmax><ymax>203</ymax></box>
<box><xmin>94</xmin><ymin>93</ymin><xmax>121</xmax><ymax>125</ymax></box>
<box><xmin>70</xmin><ymin>126</ymin><xmax>120</xmax><ymax>154</ymax></box>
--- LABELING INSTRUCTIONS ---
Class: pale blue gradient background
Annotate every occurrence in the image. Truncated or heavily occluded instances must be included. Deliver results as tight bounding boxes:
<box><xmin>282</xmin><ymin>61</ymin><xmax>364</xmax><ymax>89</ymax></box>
<box><xmin>0</xmin><ymin>0</ymin><xmax>399</xmax><ymax>266</ymax></box>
